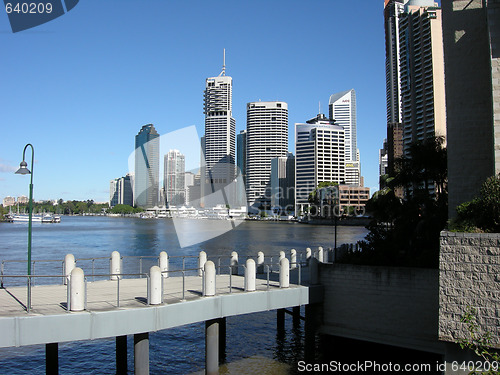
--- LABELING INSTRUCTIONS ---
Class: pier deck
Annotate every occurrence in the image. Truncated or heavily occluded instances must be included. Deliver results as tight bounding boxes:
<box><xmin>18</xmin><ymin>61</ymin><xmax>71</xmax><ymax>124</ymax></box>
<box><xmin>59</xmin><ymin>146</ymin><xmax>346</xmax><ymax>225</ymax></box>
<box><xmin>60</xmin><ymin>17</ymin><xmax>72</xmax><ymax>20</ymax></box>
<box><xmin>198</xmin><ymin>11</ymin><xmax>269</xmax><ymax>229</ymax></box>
<box><xmin>0</xmin><ymin>273</ymin><xmax>309</xmax><ymax>348</ymax></box>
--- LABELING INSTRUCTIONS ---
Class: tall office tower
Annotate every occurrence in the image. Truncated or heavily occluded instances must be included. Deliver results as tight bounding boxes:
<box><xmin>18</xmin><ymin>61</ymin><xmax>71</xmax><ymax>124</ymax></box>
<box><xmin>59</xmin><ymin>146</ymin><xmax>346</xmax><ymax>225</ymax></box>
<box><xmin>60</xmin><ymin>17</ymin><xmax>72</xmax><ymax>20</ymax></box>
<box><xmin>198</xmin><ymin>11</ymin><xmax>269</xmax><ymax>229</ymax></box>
<box><xmin>237</xmin><ymin>130</ymin><xmax>247</xmax><ymax>180</ymax></box>
<box><xmin>295</xmin><ymin>113</ymin><xmax>345</xmax><ymax>214</ymax></box>
<box><xmin>329</xmin><ymin>89</ymin><xmax>360</xmax><ymax>186</ymax></box>
<box><xmin>442</xmin><ymin>0</ymin><xmax>500</xmax><ymax>218</ymax></box>
<box><xmin>110</xmin><ymin>179</ymin><xmax>119</xmax><ymax>207</ymax></box>
<box><xmin>134</xmin><ymin>124</ymin><xmax>160</xmax><ymax>208</ymax></box>
<box><xmin>399</xmin><ymin>1</ymin><xmax>446</xmax><ymax>156</ymax></box>
<box><xmin>164</xmin><ymin>149</ymin><xmax>185</xmax><ymax>206</ymax></box>
<box><xmin>270</xmin><ymin>153</ymin><xmax>295</xmax><ymax>212</ymax></box>
<box><xmin>384</xmin><ymin>0</ymin><xmax>408</xmax><ymax>176</ymax></box>
<box><xmin>246</xmin><ymin>101</ymin><xmax>288</xmax><ymax>209</ymax></box>
<box><xmin>203</xmin><ymin>51</ymin><xmax>236</xmax><ymax>196</ymax></box>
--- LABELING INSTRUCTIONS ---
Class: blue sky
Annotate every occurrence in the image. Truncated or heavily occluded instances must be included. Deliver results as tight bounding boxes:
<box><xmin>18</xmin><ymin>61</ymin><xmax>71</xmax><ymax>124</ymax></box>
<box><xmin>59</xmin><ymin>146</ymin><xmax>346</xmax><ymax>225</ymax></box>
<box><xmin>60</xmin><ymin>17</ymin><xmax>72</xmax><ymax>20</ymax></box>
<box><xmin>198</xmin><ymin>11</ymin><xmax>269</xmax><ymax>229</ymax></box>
<box><xmin>1</xmin><ymin>0</ymin><xmax>388</xmax><ymax>203</ymax></box>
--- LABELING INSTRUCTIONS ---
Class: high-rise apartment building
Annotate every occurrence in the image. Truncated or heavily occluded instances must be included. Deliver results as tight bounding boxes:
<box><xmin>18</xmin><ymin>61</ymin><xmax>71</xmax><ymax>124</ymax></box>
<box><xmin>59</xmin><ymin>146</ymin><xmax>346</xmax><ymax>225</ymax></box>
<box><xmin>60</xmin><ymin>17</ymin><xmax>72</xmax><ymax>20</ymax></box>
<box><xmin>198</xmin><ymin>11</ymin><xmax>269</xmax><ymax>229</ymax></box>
<box><xmin>134</xmin><ymin>124</ymin><xmax>159</xmax><ymax>208</ymax></box>
<box><xmin>164</xmin><ymin>149</ymin><xmax>185</xmax><ymax>206</ymax></box>
<box><xmin>329</xmin><ymin>89</ymin><xmax>360</xmax><ymax>186</ymax></box>
<box><xmin>203</xmin><ymin>54</ymin><xmax>236</xmax><ymax>195</ymax></box>
<box><xmin>246</xmin><ymin>101</ymin><xmax>288</xmax><ymax>209</ymax></box>
<box><xmin>399</xmin><ymin>1</ymin><xmax>446</xmax><ymax>155</ymax></box>
<box><xmin>295</xmin><ymin>113</ymin><xmax>345</xmax><ymax>214</ymax></box>
<box><xmin>384</xmin><ymin>0</ymin><xmax>407</xmax><ymax>176</ymax></box>
<box><xmin>271</xmin><ymin>153</ymin><xmax>295</xmax><ymax>213</ymax></box>
<box><xmin>110</xmin><ymin>174</ymin><xmax>133</xmax><ymax>207</ymax></box>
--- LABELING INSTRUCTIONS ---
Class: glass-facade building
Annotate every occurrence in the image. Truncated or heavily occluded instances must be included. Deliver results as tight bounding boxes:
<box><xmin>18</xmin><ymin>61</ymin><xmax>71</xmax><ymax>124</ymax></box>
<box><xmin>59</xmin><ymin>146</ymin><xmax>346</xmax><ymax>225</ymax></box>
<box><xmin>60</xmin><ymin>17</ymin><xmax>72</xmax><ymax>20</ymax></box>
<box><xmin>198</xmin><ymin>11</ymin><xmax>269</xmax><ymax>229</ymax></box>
<box><xmin>134</xmin><ymin>124</ymin><xmax>160</xmax><ymax>208</ymax></box>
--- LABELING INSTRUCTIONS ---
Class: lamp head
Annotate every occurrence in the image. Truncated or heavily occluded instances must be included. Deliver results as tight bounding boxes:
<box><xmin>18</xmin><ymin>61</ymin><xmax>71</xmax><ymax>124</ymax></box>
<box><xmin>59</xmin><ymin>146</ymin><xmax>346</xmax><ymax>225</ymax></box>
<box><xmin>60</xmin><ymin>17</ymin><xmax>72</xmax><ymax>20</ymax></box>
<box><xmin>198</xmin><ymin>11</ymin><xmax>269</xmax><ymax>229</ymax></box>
<box><xmin>15</xmin><ymin>160</ymin><xmax>31</xmax><ymax>175</ymax></box>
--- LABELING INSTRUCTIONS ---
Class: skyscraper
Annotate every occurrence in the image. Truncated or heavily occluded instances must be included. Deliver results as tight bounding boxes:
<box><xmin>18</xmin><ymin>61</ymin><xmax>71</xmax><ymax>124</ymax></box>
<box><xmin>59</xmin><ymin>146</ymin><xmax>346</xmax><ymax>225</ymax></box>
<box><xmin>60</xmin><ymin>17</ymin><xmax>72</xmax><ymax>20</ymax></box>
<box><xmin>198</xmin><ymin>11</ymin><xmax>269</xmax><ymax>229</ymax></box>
<box><xmin>329</xmin><ymin>89</ymin><xmax>360</xmax><ymax>186</ymax></box>
<box><xmin>441</xmin><ymin>0</ymin><xmax>500</xmax><ymax>217</ymax></box>
<box><xmin>399</xmin><ymin>1</ymin><xmax>446</xmax><ymax>155</ymax></box>
<box><xmin>203</xmin><ymin>51</ymin><xmax>236</xmax><ymax>195</ymax></box>
<box><xmin>110</xmin><ymin>174</ymin><xmax>134</xmax><ymax>207</ymax></box>
<box><xmin>164</xmin><ymin>149</ymin><xmax>185</xmax><ymax>206</ymax></box>
<box><xmin>384</xmin><ymin>0</ymin><xmax>407</xmax><ymax>176</ymax></box>
<box><xmin>295</xmin><ymin>113</ymin><xmax>345</xmax><ymax>214</ymax></box>
<box><xmin>246</xmin><ymin>101</ymin><xmax>288</xmax><ymax>209</ymax></box>
<box><xmin>134</xmin><ymin>124</ymin><xmax>159</xmax><ymax>208</ymax></box>
<box><xmin>237</xmin><ymin>130</ymin><xmax>247</xmax><ymax>179</ymax></box>
<box><xmin>271</xmin><ymin>153</ymin><xmax>295</xmax><ymax>213</ymax></box>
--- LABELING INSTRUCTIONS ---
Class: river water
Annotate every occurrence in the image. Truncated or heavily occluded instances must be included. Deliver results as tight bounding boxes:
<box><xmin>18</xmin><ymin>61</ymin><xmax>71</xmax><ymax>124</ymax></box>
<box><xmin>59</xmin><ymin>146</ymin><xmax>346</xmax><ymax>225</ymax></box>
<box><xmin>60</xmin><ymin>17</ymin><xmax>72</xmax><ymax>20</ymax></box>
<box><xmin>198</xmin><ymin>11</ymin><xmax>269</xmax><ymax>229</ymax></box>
<box><xmin>0</xmin><ymin>216</ymin><xmax>368</xmax><ymax>374</ymax></box>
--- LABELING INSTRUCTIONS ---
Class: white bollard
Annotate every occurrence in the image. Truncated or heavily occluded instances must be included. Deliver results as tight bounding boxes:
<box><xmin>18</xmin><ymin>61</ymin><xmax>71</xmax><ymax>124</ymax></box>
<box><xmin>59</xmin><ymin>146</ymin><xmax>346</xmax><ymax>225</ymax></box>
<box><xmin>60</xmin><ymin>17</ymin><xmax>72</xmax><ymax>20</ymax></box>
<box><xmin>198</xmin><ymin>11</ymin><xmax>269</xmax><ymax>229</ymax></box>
<box><xmin>279</xmin><ymin>258</ymin><xmax>290</xmax><ymax>288</ymax></box>
<box><xmin>257</xmin><ymin>251</ymin><xmax>265</xmax><ymax>274</ymax></box>
<box><xmin>230</xmin><ymin>251</ymin><xmax>238</xmax><ymax>275</ymax></box>
<box><xmin>317</xmin><ymin>247</ymin><xmax>324</xmax><ymax>263</ymax></box>
<box><xmin>290</xmin><ymin>249</ymin><xmax>297</xmax><ymax>270</ymax></box>
<box><xmin>110</xmin><ymin>251</ymin><xmax>121</xmax><ymax>280</ymax></box>
<box><xmin>149</xmin><ymin>266</ymin><xmax>162</xmax><ymax>305</ymax></box>
<box><xmin>198</xmin><ymin>251</ymin><xmax>207</xmax><ymax>277</ymax></box>
<box><xmin>306</xmin><ymin>248</ymin><xmax>312</xmax><ymax>262</ymax></box>
<box><xmin>279</xmin><ymin>250</ymin><xmax>286</xmax><ymax>261</ymax></box>
<box><xmin>204</xmin><ymin>261</ymin><xmax>216</xmax><ymax>296</ymax></box>
<box><xmin>159</xmin><ymin>251</ymin><xmax>169</xmax><ymax>278</ymax></box>
<box><xmin>64</xmin><ymin>254</ymin><xmax>76</xmax><ymax>285</ymax></box>
<box><xmin>245</xmin><ymin>259</ymin><xmax>256</xmax><ymax>292</ymax></box>
<box><xmin>69</xmin><ymin>267</ymin><xmax>85</xmax><ymax>311</ymax></box>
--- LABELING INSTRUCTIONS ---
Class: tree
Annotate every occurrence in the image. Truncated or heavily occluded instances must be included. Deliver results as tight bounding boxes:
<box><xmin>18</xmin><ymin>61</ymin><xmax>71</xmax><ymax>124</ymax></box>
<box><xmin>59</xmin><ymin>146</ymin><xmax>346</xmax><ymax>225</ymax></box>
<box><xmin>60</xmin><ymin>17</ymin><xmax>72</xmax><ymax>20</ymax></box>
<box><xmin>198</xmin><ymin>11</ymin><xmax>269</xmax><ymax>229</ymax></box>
<box><xmin>450</xmin><ymin>174</ymin><xmax>500</xmax><ymax>233</ymax></box>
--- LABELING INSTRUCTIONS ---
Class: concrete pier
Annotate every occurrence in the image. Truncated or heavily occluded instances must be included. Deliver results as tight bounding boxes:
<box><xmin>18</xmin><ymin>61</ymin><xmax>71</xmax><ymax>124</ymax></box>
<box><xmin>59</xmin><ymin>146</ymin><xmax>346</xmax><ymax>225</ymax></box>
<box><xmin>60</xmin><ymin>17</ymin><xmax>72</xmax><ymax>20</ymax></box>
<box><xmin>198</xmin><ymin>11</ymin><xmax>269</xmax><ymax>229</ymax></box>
<box><xmin>134</xmin><ymin>332</ymin><xmax>149</xmax><ymax>375</ymax></box>
<box><xmin>205</xmin><ymin>319</ymin><xmax>219</xmax><ymax>375</ymax></box>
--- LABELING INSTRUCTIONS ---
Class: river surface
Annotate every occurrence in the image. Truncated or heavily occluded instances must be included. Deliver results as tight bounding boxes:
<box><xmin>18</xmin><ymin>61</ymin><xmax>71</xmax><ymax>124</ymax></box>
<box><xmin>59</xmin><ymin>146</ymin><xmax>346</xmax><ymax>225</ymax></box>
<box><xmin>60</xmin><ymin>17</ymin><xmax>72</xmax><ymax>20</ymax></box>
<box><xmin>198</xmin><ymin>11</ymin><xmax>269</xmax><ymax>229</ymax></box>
<box><xmin>0</xmin><ymin>216</ymin><xmax>368</xmax><ymax>374</ymax></box>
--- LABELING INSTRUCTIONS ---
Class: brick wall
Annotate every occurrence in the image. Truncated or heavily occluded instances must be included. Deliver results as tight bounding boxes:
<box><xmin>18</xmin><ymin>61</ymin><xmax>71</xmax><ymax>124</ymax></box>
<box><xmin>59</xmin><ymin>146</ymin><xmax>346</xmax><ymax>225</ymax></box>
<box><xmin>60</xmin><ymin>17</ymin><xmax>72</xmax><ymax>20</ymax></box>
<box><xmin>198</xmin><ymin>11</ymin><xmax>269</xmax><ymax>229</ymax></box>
<box><xmin>439</xmin><ymin>231</ymin><xmax>500</xmax><ymax>348</ymax></box>
<box><xmin>319</xmin><ymin>263</ymin><xmax>442</xmax><ymax>354</ymax></box>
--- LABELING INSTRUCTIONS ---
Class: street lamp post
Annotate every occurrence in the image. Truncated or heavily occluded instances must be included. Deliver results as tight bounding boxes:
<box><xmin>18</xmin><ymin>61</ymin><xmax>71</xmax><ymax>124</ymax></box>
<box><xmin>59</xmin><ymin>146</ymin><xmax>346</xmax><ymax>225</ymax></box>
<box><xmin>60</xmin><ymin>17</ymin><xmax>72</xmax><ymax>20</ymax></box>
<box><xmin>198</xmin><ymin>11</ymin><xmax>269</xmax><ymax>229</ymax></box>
<box><xmin>15</xmin><ymin>143</ymin><xmax>34</xmax><ymax>311</ymax></box>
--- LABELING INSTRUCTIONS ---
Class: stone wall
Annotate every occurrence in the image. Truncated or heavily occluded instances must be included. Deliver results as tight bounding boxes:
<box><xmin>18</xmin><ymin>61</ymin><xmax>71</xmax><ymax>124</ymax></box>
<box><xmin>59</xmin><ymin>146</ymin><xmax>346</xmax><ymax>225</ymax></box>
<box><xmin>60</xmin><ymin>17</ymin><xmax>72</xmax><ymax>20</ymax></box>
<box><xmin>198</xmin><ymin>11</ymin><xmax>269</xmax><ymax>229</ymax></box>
<box><xmin>319</xmin><ymin>263</ymin><xmax>442</xmax><ymax>354</ymax></box>
<box><xmin>439</xmin><ymin>231</ymin><xmax>500</xmax><ymax>348</ymax></box>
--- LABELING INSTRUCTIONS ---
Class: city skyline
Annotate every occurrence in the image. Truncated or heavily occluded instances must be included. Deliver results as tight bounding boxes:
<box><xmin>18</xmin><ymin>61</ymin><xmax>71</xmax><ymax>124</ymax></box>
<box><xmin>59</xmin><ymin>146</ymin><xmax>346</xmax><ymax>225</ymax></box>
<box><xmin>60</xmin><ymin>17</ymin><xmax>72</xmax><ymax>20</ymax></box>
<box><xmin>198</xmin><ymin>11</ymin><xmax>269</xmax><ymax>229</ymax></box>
<box><xmin>0</xmin><ymin>1</ymin><xmax>392</xmax><ymax>202</ymax></box>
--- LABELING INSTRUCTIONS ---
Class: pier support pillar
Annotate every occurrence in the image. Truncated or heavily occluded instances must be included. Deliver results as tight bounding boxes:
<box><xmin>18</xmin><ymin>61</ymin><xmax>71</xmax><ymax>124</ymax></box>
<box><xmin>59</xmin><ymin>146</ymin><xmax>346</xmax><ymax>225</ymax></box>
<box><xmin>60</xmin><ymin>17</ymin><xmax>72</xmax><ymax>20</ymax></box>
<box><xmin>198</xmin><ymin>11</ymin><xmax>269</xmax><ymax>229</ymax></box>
<box><xmin>134</xmin><ymin>332</ymin><xmax>149</xmax><ymax>375</ymax></box>
<box><xmin>116</xmin><ymin>335</ymin><xmax>127</xmax><ymax>375</ymax></box>
<box><xmin>205</xmin><ymin>319</ymin><xmax>219</xmax><ymax>375</ymax></box>
<box><xmin>46</xmin><ymin>342</ymin><xmax>58</xmax><ymax>375</ymax></box>
<box><xmin>293</xmin><ymin>306</ymin><xmax>301</xmax><ymax>328</ymax></box>
<box><xmin>305</xmin><ymin>303</ymin><xmax>321</xmax><ymax>362</ymax></box>
<box><xmin>219</xmin><ymin>317</ymin><xmax>226</xmax><ymax>364</ymax></box>
<box><xmin>277</xmin><ymin>308</ymin><xmax>285</xmax><ymax>334</ymax></box>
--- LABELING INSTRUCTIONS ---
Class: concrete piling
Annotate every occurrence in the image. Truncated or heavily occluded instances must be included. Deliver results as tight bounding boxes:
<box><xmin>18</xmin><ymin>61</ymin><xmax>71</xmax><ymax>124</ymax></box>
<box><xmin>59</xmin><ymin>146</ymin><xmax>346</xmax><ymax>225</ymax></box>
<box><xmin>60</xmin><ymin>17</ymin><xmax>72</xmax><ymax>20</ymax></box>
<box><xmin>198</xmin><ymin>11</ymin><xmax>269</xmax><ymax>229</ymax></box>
<box><xmin>245</xmin><ymin>259</ymin><xmax>256</xmax><ymax>291</ymax></box>
<box><xmin>279</xmin><ymin>250</ymin><xmax>285</xmax><ymax>261</ymax></box>
<box><xmin>149</xmin><ymin>266</ymin><xmax>162</xmax><ymax>305</ymax></box>
<box><xmin>198</xmin><ymin>251</ymin><xmax>207</xmax><ymax>277</ymax></box>
<box><xmin>110</xmin><ymin>251</ymin><xmax>121</xmax><ymax>280</ymax></box>
<box><xmin>46</xmin><ymin>343</ymin><xmax>58</xmax><ymax>375</ymax></box>
<box><xmin>159</xmin><ymin>251</ymin><xmax>169</xmax><ymax>278</ymax></box>
<box><xmin>310</xmin><ymin>257</ymin><xmax>319</xmax><ymax>285</ymax></box>
<box><xmin>205</xmin><ymin>319</ymin><xmax>219</xmax><ymax>375</ymax></box>
<box><xmin>230</xmin><ymin>251</ymin><xmax>238</xmax><ymax>275</ymax></box>
<box><xmin>134</xmin><ymin>333</ymin><xmax>149</xmax><ymax>375</ymax></box>
<box><xmin>204</xmin><ymin>261</ymin><xmax>216</xmax><ymax>296</ymax></box>
<box><xmin>116</xmin><ymin>336</ymin><xmax>127</xmax><ymax>375</ymax></box>
<box><xmin>64</xmin><ymin>254</ymin><xmax>75</xmax><ymax>285</ymax></box>
<box><xmin>306</xmin><ymin>247</ymin><xmax>312</xmax><ymax>262</ymax></box>
<box><xmin>69</xmin><ymin>267</ymin><xmax>85</xmax><ymax>311</ymax></box>
<box><xmin>279</xmin><ymin>258</ymin><xmax>290</xmax><ymax>288</ymax></box>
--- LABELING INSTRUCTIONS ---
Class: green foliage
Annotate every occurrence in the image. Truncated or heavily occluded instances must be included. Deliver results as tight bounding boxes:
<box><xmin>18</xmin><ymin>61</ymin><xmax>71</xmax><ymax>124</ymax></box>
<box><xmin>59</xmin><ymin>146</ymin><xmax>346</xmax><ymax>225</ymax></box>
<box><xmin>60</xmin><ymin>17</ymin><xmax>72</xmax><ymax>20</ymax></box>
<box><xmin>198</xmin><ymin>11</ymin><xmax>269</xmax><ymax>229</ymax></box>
<box><xmin>458</xmin><ymin>306</ymin><xmax>500</xmax><ymax>375</ymax></box>
<box><xmin>450</xmin><ymin>174</ymin><xmax>500</xmax><ymax>233</ymax></box>
<box><xmin>110</xmin><ymin>204</ymin><xmax>143</xmax><ymax>215</ymax></box>
<box><xmin>308</xmin><ymin>182</ymin><xmax>338</xmax><ymax>205</ymax></box>
<box><xmin>339</xmin><ymin>137</ymin><xmax>447</xmax><ymax>268</ymax></box>
<box><xmin>13</xmin><ymin>200</ymin><xmax>109</xmax><ymax>215</ymax></box>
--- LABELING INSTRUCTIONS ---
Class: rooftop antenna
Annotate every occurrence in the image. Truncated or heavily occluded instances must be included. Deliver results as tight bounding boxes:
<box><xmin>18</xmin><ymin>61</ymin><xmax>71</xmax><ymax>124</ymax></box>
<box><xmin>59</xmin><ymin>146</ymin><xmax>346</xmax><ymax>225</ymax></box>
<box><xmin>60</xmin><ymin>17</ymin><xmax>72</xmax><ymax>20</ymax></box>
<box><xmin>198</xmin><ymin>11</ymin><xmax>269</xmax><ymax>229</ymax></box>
<box><xmin>319</xmin><ymin>101</ymin><xmax>321</xmax><ymax>115</ymax></box>
<box><xmin>219</xmin><ymin>48</ymin><xmax>226</xmax><ymax>76</ymax></box>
